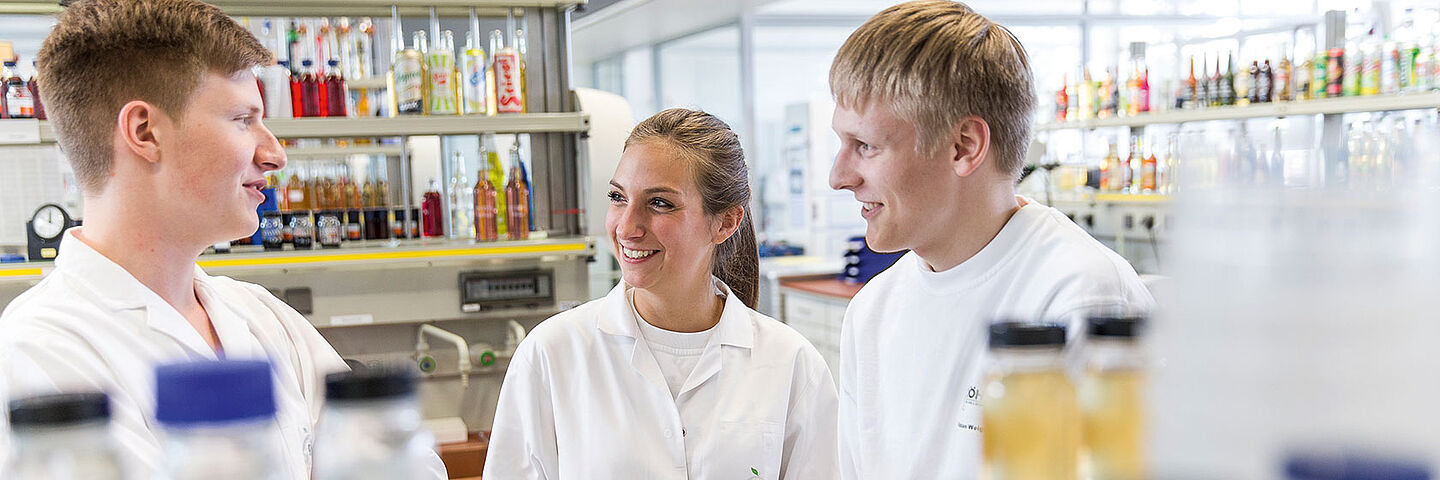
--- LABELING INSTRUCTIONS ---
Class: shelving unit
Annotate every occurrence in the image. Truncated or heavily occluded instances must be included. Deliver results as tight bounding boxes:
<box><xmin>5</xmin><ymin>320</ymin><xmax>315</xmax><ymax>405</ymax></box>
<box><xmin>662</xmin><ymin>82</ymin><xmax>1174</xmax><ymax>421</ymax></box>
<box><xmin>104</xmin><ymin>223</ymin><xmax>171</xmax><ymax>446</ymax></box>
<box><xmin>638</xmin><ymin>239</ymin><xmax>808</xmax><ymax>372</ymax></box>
<box><xmin>1038</xmin><ymin>92</ymin><xmax>1440</xmax><ymax>131</ymax></box>
<box><xmin>0</xmin><ymin>237</ymin><xmax>593</xmax><ymax>283</ymax></box>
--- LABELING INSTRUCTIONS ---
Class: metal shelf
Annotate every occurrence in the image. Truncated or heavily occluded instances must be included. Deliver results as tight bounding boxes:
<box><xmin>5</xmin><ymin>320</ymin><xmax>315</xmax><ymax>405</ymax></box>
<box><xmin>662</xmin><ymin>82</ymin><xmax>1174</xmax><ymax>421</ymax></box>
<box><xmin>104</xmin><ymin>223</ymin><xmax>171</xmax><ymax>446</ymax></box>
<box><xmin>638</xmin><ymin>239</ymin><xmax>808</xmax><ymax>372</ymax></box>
<box><xmin>33</xmin><ymin>113</ymin><xmax>588</xmax><ymax>143</ymax></box>
<box><xmin>284</xmin><ymin>144</ymin><xmax>405</xmax><ymax>159</ymax></box>
<box><xmin>0</xmin><ymin>236</ymin><xmax>595</xmax><ymax>282</ymax></box>
<box><xmin>1037</xmin><ymin>92</ymin><xmax>1440</xmax><ymax>131</ymax></box>
<box><xmin>264</xmin><ymin>113</ymin><xmax>589</xmax><ymax>138</ymax></box>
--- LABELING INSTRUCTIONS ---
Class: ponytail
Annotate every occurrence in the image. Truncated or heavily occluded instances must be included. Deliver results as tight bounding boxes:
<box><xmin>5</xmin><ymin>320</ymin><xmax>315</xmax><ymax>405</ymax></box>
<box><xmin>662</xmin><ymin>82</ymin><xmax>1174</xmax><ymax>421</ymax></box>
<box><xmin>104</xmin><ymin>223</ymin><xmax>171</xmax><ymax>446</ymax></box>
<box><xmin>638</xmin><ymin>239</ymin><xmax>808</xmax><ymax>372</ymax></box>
<box><xmin>712</xmin><ymin>206</ymin><xmax>758</xmax><ymax>309</ymax></box>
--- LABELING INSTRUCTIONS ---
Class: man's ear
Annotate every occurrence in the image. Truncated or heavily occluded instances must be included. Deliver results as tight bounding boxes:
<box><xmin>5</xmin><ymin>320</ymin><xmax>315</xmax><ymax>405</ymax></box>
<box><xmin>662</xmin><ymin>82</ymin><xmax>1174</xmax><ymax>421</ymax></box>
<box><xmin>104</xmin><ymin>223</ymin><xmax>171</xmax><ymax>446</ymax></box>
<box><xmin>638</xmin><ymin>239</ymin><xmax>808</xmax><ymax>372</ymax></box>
<box><xmin>949</xmin><ymin>116</ymin><xmax>991</xmax><ymax>178</ymax></box>
<box><xmin>713</xmin><ymin>205</ymin><xmax>745</xmax><ymax>245</ymax></box>
<box><xmin>117</xmin><ymin>100</ymin><xmax>162</xmax><ymax>165</ymax></box>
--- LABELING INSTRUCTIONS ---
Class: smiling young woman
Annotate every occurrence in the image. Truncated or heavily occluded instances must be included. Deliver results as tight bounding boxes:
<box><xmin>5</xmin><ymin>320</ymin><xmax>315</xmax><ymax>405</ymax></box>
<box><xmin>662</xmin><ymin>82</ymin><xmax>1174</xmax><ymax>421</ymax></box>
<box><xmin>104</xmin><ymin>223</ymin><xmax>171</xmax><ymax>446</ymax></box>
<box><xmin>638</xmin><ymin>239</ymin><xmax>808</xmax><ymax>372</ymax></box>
<box><xmin>484</xmin><ymin>108</ymin><xmax>838</xmax><ymax>479</ymax></box>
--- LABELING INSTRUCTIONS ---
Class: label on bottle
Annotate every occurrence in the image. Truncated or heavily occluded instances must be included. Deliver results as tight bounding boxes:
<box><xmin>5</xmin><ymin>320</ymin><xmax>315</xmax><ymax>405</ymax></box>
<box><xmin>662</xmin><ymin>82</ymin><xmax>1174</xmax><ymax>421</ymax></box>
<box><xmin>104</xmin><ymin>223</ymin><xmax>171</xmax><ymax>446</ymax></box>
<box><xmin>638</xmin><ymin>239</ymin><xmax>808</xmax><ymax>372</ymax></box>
<box><xmin>427</xmin><ymin>53</ymin><xmax>457</xmax><ymax>115</ymax></box>
<box><xmin>395</xmin><ymin>53</ymin><xmax>424</xmax><ymax>114</ymax></box>
<box><xmin>494</xmin><ymin>51</ymin><xmax>524</xmax><ymax>114</ymax></box>
<box><xmin>6</xmin><ymin>86</ymin><xmax>34</xmax><ymax>118</ymax></box>
<box><xmin>463</xmin><ymin>50</ymin><xmax>487</xmax><ymax>114</ymax></box>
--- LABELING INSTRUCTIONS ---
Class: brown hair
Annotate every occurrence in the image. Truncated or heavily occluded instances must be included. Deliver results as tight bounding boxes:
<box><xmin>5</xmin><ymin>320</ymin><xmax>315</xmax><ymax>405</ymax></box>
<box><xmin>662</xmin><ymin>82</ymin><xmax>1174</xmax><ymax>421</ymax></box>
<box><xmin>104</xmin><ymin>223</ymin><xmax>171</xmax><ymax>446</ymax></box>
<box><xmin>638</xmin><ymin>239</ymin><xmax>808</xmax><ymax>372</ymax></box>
<box><xmin>829</xmin><ymin>0</ymin><xmax>1035</xmax><ymax>179</ymax></box>
<box><xmin>37</xmin><ymin>0</ymin><xmax>272</xmax><ymax>194</ymax></box>
<box><xmin>624</xmin><ymin>108</ymin><xmax>759</xmax><ymax>309</ymax></box>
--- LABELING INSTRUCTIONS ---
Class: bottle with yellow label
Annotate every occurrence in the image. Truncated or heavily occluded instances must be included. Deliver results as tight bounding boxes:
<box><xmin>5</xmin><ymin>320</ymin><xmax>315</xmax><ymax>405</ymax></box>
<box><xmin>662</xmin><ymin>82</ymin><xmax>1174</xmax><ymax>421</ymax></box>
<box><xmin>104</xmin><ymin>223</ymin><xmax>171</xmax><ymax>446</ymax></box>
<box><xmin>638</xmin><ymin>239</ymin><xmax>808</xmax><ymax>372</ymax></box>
<box><xmin>982</xmin><ymin>322</ymin><xmax>1079</xmax><ymax>480</ymax></box>
<box><xmin>1080</xmin><ymin>315</ymin><xmax>1147</xmax><ymax>480</ymax></box>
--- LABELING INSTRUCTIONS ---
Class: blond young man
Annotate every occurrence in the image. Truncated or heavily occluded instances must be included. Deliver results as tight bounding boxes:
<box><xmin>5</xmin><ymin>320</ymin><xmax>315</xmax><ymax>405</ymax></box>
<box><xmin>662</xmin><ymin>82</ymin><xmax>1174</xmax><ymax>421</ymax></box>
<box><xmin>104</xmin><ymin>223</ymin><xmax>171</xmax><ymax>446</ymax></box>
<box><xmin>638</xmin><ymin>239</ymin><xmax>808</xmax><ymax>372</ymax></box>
<box><xmin>0</xmin><ymin>1</ymin><xmax>443</xmax><ymax>478</ymax></box>
<box><xmin>827</xmin><ymin>2</ymin><xmax>1154</xmax><ymax>478</ymax></box>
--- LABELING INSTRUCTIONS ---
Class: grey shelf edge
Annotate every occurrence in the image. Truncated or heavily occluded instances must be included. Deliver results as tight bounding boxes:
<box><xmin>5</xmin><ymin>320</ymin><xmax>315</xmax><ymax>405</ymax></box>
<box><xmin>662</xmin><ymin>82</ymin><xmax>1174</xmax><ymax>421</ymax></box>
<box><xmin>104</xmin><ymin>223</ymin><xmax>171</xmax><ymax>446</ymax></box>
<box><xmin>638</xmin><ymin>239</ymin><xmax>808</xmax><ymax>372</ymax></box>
<box><xmin>1037</xmin><ymin>92</ymin><xmax>1440</xmax><ymax>131</ymax></box>
<box><xmin>284</xmin><ymin>145</ymin><xmax>406</xmax><ymax>158</ymax></box>
<box><xmin>34</xmin><ymin>113</ymin><xmax>589</xmax><ymax>143</ymax></box>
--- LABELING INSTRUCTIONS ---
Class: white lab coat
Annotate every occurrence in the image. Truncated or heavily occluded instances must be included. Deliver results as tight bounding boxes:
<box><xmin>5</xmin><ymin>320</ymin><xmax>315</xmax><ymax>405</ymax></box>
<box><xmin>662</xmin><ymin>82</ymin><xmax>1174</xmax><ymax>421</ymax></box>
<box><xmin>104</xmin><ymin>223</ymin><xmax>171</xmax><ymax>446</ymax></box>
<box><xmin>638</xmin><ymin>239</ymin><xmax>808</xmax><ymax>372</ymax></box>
<box><xmin>484</xmin><ymin>279</ymin><xmax>839</xmax><ymax>480</ymax></box>
<box><xmin>0</xmin><ymin>229</ymin><xmax>444</xmax><ymax>479</ymax></box>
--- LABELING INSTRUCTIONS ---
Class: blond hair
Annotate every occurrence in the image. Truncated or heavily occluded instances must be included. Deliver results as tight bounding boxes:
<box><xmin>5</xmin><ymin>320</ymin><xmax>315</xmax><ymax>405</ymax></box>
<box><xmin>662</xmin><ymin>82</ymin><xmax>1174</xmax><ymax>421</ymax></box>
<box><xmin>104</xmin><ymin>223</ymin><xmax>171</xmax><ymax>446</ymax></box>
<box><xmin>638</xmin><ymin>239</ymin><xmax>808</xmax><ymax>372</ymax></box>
<box><xmin>625</xmin><ymin>109</ymin><xmax>759</xmax><ymax>309</ymax></box>
<box><xmin>37</xmin><ymin>0</ymin><xmax>271</xmax><ymax>194</ymax></box>
<box><xmin>830</xmin><ymin>0</ymin><xmax>1035</xmax><ymax>178</ymax></box>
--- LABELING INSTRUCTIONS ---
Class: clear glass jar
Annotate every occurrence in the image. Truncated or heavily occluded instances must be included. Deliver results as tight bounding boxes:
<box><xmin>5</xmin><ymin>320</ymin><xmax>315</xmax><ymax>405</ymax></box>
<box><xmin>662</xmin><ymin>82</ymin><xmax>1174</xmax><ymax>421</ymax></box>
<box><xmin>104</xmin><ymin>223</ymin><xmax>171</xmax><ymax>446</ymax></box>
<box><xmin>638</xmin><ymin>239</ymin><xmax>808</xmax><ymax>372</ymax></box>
<box><xmin>316</xmin><ymin>211</ymin><xmax>343</xmax><ymax>248</ymax></box>
<box><xmin>982</xmin><ymin>322</ymin><xmax>1079</xmax><ymax>480</ymax></box>
<box><xmin>1080</xmin><ymin>315</ymin><xmax>1147</xmax><ymax>480</ymax></box>
<box><xmin>290</xmin><ymin>213</ymin><xmax>315</xmax><ymax>249</ymax></box>
<box><xmin>313</xmin><ymin>367</ymin><xmax>440</xmax><ymax>480</ymax></box>
<box><xmin>4</xmin><ymin>393</ymin><xmax>127</xmax><ymax>479</ymax></box>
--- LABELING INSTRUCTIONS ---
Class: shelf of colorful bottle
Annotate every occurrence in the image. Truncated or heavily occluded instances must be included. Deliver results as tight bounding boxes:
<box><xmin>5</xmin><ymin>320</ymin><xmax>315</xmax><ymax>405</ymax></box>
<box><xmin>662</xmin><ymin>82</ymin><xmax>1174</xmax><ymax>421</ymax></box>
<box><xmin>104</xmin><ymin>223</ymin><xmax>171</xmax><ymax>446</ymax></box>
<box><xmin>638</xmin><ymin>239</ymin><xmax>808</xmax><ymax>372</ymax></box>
<box><xmin>1037</xmin><ymin>92</ymin><xmax>1440</xmax><ymax>132</ymax></box>
<box><xmin>0</xmin><ymin>236</ymin><xmax>595</xmax><ymax>282</ymax></box>
<box><xmin>0</xmin><ymin>0</ymin><xmax>585</xmax><ymax>16</ymax></box>
<box><xmin>1042</xmin><ymin>191</ymin><xmax>1173</xmax><ymax>206</ymax></box>
<box><xmin>33</xmin><ymin>113</ymin><xmax>588</xmax><ymax>143</ymax></box>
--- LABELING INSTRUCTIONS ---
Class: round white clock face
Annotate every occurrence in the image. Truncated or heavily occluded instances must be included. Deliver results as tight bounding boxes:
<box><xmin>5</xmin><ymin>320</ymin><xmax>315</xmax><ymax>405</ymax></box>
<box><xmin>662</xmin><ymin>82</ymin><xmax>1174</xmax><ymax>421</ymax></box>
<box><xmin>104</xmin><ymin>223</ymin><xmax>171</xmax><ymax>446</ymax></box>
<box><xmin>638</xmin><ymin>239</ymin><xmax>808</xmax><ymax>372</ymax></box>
<box><xmin>32</xmin><ymin>205</ymin><xmax>66</xmax><ymax>240</ymax></box>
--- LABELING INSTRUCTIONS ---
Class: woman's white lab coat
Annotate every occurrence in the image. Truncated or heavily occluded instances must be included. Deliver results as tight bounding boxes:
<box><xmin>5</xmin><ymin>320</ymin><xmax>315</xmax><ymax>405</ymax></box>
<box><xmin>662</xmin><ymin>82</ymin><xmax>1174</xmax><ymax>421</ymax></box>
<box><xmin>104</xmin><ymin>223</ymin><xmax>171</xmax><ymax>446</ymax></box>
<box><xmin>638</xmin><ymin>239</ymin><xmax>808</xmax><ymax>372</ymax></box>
<box><xmin>484</xmin><ymin>279</ymin><xmax>839</xmax><ymax>480</ymax></box>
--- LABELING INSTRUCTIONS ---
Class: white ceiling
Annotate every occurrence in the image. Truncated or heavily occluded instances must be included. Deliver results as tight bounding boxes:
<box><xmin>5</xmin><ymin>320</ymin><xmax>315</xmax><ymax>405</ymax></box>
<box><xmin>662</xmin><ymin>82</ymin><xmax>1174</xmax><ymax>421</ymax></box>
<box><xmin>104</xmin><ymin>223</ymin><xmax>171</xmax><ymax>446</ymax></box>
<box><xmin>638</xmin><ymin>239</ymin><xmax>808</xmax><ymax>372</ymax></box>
<box><xmin>570</xmin><ymin>0</ymin><xmax>779</xmax><ymax>67</ymax></box>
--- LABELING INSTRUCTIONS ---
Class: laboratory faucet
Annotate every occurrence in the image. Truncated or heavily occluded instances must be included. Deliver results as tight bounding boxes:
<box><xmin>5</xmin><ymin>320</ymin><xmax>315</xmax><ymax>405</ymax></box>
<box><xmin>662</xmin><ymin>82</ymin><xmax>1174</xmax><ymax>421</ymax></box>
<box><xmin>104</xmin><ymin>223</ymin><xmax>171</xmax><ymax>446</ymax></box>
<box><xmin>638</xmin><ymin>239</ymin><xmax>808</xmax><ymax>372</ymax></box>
<box><xmin>417</xmin><ymin>324</ymin><xmax>472</xmax><ymax>388</ymax></box>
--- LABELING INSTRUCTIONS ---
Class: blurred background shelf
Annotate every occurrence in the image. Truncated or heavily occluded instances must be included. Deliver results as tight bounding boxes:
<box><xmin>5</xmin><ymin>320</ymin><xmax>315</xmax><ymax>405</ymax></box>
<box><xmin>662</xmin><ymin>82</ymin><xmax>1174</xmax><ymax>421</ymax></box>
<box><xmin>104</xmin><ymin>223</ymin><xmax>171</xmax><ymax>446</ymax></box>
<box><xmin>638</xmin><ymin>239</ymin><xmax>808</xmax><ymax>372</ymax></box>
<box><xmin>1038</xmin><ymin>92</ymin><xmax>1440</xmax><ymax>131</ymax></box>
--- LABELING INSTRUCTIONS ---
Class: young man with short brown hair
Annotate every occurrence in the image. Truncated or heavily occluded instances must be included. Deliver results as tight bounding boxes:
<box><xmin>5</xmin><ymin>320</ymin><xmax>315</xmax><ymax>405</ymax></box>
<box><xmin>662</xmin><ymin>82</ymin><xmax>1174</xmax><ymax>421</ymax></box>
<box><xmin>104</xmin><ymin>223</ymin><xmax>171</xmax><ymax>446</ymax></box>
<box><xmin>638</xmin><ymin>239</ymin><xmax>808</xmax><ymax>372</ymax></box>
<box><xmin>0</xmin><ymin>1</ymin><xmax>441</xmax><ymax>477</ymax></box>
<box><xmin>828</xmin><ymin>2</ymin><xmax>1154</xmax><ymax>478</ymax></box>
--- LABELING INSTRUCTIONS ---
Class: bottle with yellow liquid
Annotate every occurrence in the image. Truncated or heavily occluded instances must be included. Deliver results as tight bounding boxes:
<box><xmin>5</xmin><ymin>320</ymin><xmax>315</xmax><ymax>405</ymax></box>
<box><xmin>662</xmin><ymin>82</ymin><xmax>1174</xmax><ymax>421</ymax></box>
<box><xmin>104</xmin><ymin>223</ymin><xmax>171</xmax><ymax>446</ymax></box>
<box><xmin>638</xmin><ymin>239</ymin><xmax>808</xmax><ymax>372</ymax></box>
<box><xmin>1081</xmin><ymin>315</ymin><xmax>1147</xmax><ymax>480</ymax></box>
<box><xmin>982</xmin><ymin>322</ymin><xmax>1079</xmax><ymax>480</ymax></box>
<box><xmin>482</xmin><ymin>136</ymin><xmax>508</xmax><ymax>237</ymax></box>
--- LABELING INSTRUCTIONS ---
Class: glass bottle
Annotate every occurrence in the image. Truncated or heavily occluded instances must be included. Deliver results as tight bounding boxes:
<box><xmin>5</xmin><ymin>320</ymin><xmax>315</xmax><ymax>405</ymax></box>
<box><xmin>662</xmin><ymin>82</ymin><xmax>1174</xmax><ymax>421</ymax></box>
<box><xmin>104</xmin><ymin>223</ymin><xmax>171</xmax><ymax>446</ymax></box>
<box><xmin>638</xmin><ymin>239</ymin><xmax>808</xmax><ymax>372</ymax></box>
<box><xmin>26</xmin><ymin>61</ymin><xmax>44</xmax><ymax>120</ymax></box>
<box><xmin>474</xmin><ymin>162</ymin><xmax>499</xmax><ymax>242</ymax></box>
<box><xmin>1101</xmin><ymin>142</ymin><xmax>1118</xmax><ymax>192</ymax></box>
<box><xmin>313</xmin><ymin>368</ymin><xmax>440</xmax><ymax>480</ymax></box>
<box><xmin>4</xmin><ymin>393</ymin><xmax>126</xmax><ymax>479</ymax></box>
<box><xmin>300</xmin><ymin>59</ymin><xmax>322</xmax><ymax>118</ymax></box>
<box><xmin>3</xmin><ymin>60</ymin><xmax>33</xmax><ymax>119</ymax></box>
<box><xmin>505</xmin><ymin>144</ymin><xmax>530</xmax><ymax>240</ymax></box>
<box><xmin>483</xmin><ymin>137</ymin><xmax>509</xmax><ymax>237</ymax></box>
<box><xmin>982</xmin><ymin>322</ymin><xmax>1078</xmax><ymax>480</ymax></box>
<box><xmin>317</xmin><ymin>210</ymin><xmax>343</xmax><ymax>248</ymax></box>
<box><xmin>491</xmin><ymin>30</ymin><xmax>524</xmax><ymax>114</ymax></box>
<box><xmin>155</xmin><ymin>360</ymin><xmax>286</xmax><ymax>480</ymax></box>
<box><xmin>325</xmin><ymin>59</ymin><xmax>347</xmax><ymax>117</ymax></box>
<box><xmin>426</xmin><ymin>30</ymin><xmax>458</xmax><ymax>115</ymax></box>
<box><xmin>1184</xmin><ymin>56</ymin><xmax>1197</xmax><ymax>109</ymax></box>
<box><xmin>421</xmin><ymin>179</ymin><xmax>444</xmax><ymax>237</ymax></box>
<box><xmin>287</xmin><ymin>60</ymin><xmax>304</xmax><ymax>117</ymax></box>
<box><xmin>393</xmin><ymin>31</ymin><xmax>426</xmax><ymax>115</ymax></box>
<box><xmin>1081</xmin><ymin>315</ymin><xmax>1147</xmax><ymax>480</ymax></box>
<box><xmin>449</xmin><ymin>152</ymin><xmax>475</xmax><ymax>239</ymax></box>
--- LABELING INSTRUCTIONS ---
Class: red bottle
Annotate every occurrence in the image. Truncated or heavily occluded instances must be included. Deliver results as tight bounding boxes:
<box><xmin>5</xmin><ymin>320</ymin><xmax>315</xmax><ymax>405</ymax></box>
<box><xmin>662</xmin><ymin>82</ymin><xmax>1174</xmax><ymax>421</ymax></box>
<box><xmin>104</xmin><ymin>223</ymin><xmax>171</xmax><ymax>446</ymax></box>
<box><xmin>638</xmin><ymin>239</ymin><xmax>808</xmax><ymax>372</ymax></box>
<box><xmin>299</xmin><ymin>60</ymin><xmax>322</xmax><ymax>118</ymax></box>
<box><xmin>286</xmin><ymin>61</ymin><xmax>304</xmax><ymax>118</ymax></box>
<box><xmin>421</xmin><ymin>180</ymin><xmax>444</xmax><ymax>237</ymax></box>
<box><xmin>324</xmin><ymin>59</ymin><xmax>347</xmax><ymax>117</ymax></box>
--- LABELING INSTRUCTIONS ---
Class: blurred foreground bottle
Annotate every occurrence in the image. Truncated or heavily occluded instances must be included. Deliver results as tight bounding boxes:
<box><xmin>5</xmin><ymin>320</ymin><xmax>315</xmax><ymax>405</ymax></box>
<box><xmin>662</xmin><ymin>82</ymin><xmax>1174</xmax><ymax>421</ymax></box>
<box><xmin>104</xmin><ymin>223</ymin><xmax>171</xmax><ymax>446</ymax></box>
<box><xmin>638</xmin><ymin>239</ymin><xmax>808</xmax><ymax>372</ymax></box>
<box><xmin>1081</xmin><ymin>315</ymin><xmax>1147</xmax><ymax>480</ymax></box>
<box><xmin>982</xmin><ymin>322</ymin><xmax>1079</xmax><ymax>480</ymax></box>
<box><xmin>154</xmin><ymin>360</ymin><xmax>285</xmax><ymax>480</ymax></box>
<box><xmin>4</xmin><ymin>393</ymin><xmax>126</xmax><ymax>479</ymax></box>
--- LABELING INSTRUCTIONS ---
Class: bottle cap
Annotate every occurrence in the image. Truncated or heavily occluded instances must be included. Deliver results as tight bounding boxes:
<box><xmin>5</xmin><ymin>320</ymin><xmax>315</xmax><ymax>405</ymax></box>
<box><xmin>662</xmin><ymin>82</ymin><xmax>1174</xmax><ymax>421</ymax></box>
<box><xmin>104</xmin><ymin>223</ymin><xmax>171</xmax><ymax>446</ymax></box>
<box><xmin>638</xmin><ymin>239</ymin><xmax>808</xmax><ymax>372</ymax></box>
<box><xmin>325</xmin><ymin>365</ymin><xmax>418</xmax><ymax>401</ymax></box>
<box><xmin>155</xmin><ymin>360</ymin><xmax>275</xmax><ymax>426</ymax></box>
<box><xmin>988</xmin><ymin>322</ymin><xmax>1066</xmax><ymax>348</ymax></box>
<box><xmin>1087</xmin><ymin>315</ymin><xmax>1145</xmax><ymax>338</ymax></box>
<box><xmin>8</xmin><ymin>392</ymin><xmax>110</xmax><ymax>428</ymax></box>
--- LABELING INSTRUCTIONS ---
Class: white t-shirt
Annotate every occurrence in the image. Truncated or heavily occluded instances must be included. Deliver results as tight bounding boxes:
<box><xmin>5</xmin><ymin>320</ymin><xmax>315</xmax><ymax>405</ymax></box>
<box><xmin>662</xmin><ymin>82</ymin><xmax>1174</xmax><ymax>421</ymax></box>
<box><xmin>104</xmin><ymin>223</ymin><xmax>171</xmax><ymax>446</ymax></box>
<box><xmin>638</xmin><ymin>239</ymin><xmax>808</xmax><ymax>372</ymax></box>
<box><xmin>837</xmin><ymin>197</ymin><xmax>1155</xmax><ymax>480</ymax></box>
<box><xmin>630</xmin><ymin>290</ymin><xmax>716</xmax><ymax>400</ymax></box>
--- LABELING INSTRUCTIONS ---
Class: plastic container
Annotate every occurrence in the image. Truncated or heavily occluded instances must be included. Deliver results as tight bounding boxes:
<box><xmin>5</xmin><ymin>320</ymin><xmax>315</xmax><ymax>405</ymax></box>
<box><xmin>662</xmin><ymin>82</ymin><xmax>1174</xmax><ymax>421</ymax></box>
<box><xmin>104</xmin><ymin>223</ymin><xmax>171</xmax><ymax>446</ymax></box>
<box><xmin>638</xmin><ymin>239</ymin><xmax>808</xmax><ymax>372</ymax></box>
<box><xmin>4</xmin><ymin>392</ymin><xmax>126</xmax><ymax>479</ymax></box>
<box><xmin>154</xmin><ymin>360</ymin><xmax>285</xmax><ymax>480</ymax></box>
<box><xmin>312</xmin><ymin>367</ymin><xmax>441</xmax><ymax>479</ymax></box>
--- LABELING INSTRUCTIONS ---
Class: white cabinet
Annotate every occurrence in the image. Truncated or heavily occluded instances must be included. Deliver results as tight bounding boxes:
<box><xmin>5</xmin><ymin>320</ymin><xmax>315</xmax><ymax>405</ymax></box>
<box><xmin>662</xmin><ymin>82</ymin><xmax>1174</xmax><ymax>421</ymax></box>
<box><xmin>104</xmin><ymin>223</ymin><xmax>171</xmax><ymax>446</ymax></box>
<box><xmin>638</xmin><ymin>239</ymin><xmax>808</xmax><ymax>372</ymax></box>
<box><xmin>779</xmin><ymin>288</ymin><xmax>849</xmax><ymax>386</ymax></box>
